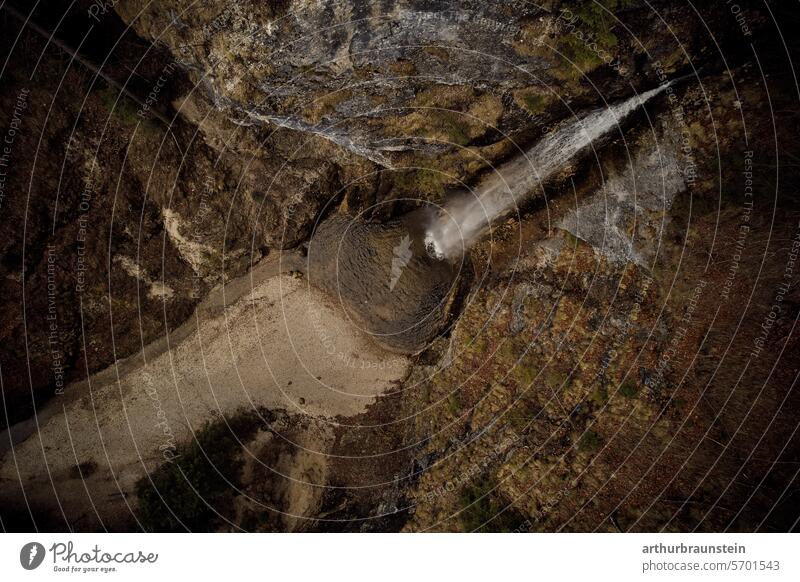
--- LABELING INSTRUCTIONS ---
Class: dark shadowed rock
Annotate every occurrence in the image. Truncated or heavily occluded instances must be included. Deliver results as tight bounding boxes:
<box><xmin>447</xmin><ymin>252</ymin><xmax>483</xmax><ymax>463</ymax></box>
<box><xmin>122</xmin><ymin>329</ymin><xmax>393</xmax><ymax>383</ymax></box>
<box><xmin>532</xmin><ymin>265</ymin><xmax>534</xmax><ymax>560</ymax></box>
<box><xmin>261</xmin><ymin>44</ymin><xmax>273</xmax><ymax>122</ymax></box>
<box><xmin>307</xmin><ymin>213</ymin><xmax>463</xmax><ymax>352</ymax></box>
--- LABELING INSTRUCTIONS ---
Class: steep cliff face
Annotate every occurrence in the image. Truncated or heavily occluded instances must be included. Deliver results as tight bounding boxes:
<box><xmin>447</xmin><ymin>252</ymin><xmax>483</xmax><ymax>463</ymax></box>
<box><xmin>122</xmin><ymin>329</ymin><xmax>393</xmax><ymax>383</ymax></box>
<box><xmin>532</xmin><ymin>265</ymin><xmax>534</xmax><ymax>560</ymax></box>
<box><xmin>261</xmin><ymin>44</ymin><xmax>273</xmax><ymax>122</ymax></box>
<box><xmin>114</xmin><ymin>0</ymin><xmax>745</xmax><ymax>210</ymax></box>
<box><xmin>113</xmin><ymin>1</ymin><xmax>715</xmax><ymax>142</ymax></box>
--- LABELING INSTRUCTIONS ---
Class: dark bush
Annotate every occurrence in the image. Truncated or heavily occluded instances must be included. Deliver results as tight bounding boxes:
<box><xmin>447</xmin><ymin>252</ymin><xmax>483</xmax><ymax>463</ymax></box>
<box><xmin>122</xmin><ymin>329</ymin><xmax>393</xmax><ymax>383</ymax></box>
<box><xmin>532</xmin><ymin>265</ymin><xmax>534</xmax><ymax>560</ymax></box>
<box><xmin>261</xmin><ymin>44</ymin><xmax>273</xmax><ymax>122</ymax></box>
<box><xmin>135</xmin><ymin>411</ymin><xmax>263</xmax><ymax>532</ymax></box>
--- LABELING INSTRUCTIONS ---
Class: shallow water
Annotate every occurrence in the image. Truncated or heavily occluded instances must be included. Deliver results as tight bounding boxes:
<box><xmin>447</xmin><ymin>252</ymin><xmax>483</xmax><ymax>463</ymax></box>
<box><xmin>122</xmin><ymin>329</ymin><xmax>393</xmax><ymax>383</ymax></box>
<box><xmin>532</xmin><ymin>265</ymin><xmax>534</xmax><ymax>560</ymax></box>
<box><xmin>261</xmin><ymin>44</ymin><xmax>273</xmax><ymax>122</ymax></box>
<box><xmin>307</xmin><ymin>213</ymin><xmax>463</xmax><ymax>353</ymax></box>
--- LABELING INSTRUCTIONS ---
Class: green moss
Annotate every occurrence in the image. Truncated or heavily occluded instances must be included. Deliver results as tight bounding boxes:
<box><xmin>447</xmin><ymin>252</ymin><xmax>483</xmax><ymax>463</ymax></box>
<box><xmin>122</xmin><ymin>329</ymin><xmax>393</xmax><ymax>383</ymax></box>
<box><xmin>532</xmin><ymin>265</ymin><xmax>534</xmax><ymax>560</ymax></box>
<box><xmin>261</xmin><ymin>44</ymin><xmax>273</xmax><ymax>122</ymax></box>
<box><xmin>554</xmin><ymin>0</ymin><xmax>632</xmax><ymax>80</ymax></box>
<box><xmin>578</xmin><ymin>429</ymin><xmax>601</xmax><ymax>453</ymax></box>
<box><xmin>447</xmin><ymin>392</ymin><xmax>462</xmax><ymax>415</ymax></box>
<box><xmin>135</xmin><ymin>411</ymin><xmax>262</xmax><ymax>532</ymax></box>
<box><xmin>563</xmin><ymin>230</ymin><xmax>586</xmax><ymax>251</ymax></box>
<box><xmin>424</xmin><ymin>46</ymin><xmax>450</xmax><ymax>61</ymax></box>
<box><xmin>391</xmin><ymin>167</ymin><xmax>449</xmax><ymax>201</ymax></box>
<box><xmin>559</xmin><ymin>34</ymin><xmax>607</xmax><ymax>77</ymax></box>
<box><xmin>546</xmin><ymin>369</ymin><xmax>569</xmax><ymax>388</ymax></box>
<box><xmin>520</xmin><ymin>91</ymin><xmax>551</xmax><ymax>115</ymax></box>
<box><xmin>425</xmin><ymin>110</ymin><xmax>470</xmax><ymax>145</ymax></box>
<box><xmin>512</xmin><ymin>362</ymin><xmax>538</xmax><ymax>387</ymax></box>
<box><xmin>99</xmin><ymin>86</ymin><xmax>142</xmax><ymax>126</ymax></box>
<box><xmin>411</xmin><ymin>85</ymin><xmax>473</xmax><ymax>108</ymax></box>
<box><xmin>302</xmin><ymin>88</ymin><xmax>352</xmax><ymax>123</ymax></box>
<box><xmin>508</xmin><ymin>398</ymin><xmax>538</xmax><ymax>433</ymax></box>
<box><xmin>388</xmin><ymin>59</ymin><xmax>417</xmax><ymax>76</ymax></box>
<box><xmin>469</xmin><ymin>335</ymin><xmax>487</xmax><ymax>356</ymax></box>
<box><xmin>591</xmin><ymin>386</ymin><xmax>608</xmax><ymax>406</ymax></box>
<box><xmin>563</xmin><ymin>229</ymin><xmax>582</xmax><ymax>248</ymax></box>
<box><xmin>399</xmin><ymin>89</ymin><xmax>475</xmax><ymax>145</ymax></box>
<box><xmin>458</xmin><ymin>477</ymin><xmax>522</xmax><ymax>532</ymax></box>
<box><xmin>619</xmin><ymin>380</ymin><xmax>639</xmax><ymax>398</ymax></box>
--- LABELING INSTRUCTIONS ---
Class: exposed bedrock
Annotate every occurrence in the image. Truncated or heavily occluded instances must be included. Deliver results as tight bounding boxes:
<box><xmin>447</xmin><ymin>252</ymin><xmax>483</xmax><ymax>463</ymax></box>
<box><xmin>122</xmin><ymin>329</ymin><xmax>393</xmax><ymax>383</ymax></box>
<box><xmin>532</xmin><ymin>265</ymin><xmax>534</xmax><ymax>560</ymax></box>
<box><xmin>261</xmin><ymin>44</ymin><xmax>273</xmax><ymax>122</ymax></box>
<box><xmin>114</xmin><ymin>0</ymin><xmax>755</xmax><ymax>165</ymax></box>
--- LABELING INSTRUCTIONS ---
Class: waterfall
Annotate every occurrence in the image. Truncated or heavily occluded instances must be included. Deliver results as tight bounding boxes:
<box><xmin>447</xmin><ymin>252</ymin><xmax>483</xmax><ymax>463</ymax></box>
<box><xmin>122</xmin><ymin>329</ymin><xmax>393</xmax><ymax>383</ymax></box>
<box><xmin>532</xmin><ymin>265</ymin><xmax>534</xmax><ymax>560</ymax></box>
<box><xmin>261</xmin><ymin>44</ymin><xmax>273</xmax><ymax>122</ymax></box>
<box><xmin>424</xmin><ymin>84</ymin><xmax>670</xmax><ymax>260</ymax></box>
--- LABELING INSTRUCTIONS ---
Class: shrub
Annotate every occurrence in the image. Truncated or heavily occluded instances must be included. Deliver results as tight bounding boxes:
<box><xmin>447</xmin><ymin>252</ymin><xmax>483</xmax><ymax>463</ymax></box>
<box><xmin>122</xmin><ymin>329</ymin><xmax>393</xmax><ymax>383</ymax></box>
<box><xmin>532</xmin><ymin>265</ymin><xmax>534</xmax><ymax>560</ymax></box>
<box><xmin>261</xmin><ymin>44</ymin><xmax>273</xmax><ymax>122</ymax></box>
<box><xmin>99</xmin><ymin>86</ymin><xmax>142</xmax><ymax>126</ymax></box>
<box><xmin>458</xmin><ymin>477</ymin><xmax>523</xmax><ymax>532</ymax></box>
<box><xmin>518</xmin><ymin>91</ymin><xmax>551</xmax><ymax>115</ymax></box>
<box><xmin>578</xmin><ymin>429</ymin><xmax>601</xmax><ymax>453</ymax></box>
<box><xmin>620</xmin><ymin>381</ymin><xmax>639</xmax><ymax>398</ymax></box>
<box><xmin>447</xmin><ymin>392</ymin><xmax>462</xmax><ymax>415</ymax></box>
<box><xmin>591</xmin><ymin>386</ymin><xmax>609</xmax><ymax>406</ymax></box>
<box><xmin>135</xmin><ymin>411</ymin><xmax>262</xmax><ymax>532</ymax></box>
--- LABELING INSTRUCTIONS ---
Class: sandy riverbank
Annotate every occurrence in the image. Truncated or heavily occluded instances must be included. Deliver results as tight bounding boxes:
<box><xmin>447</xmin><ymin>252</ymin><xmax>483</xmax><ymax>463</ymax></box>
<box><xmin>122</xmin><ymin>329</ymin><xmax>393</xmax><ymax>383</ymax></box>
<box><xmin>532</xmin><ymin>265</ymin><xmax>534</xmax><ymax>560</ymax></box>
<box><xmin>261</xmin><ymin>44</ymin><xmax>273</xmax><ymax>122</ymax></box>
<box><xmin>0</xmin><ymin>260</ymin><xmax>408</xmax><ymax>528</ymax></box>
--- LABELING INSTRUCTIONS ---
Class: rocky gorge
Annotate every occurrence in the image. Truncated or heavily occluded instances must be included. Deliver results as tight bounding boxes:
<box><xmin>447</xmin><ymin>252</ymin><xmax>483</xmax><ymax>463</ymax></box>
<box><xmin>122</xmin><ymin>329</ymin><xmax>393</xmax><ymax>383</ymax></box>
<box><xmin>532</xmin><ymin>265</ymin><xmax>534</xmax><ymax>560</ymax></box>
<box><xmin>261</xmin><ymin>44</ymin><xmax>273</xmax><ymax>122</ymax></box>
<box><xmin>0</xmin><ymin>0</ymin><xmax>799</xmax><ymax>532</ymax></box>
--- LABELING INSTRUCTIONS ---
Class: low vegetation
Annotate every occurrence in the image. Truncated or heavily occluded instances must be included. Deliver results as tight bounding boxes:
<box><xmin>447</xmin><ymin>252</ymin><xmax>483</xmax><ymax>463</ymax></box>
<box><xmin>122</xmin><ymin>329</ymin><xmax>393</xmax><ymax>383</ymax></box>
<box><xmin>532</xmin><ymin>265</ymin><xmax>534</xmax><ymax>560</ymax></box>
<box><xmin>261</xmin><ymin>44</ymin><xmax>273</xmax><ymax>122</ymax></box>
<box><xmin>458</xmin><ymin>477</ymin><xmax>524</xmax><ymax>532</ymax></box>
<box><xmin>135</xmin><ymin>411</ymin><xmax>263</xmax><ymax>532</ymax></box>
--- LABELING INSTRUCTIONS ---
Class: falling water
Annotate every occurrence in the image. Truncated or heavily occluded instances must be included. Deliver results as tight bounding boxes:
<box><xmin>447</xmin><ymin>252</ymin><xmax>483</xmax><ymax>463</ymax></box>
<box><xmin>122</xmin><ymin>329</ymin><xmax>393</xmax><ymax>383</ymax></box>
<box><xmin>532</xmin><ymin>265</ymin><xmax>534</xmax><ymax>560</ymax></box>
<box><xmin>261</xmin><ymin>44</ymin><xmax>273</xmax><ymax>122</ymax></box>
<box><xmin>424</xmin><ymin>84</ymin><xmax>671</xmax><ymax>260</ymax></box>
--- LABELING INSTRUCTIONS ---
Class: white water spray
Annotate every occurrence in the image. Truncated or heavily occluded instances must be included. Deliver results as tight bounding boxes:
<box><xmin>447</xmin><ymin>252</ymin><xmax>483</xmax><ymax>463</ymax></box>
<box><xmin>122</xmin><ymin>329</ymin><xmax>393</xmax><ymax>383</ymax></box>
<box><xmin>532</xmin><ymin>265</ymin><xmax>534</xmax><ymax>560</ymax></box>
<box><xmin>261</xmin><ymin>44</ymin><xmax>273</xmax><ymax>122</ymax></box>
<box><xmin>424</xmin><ymin>84</ymin><xmax>670</xmax><ymax>260</ymax></box>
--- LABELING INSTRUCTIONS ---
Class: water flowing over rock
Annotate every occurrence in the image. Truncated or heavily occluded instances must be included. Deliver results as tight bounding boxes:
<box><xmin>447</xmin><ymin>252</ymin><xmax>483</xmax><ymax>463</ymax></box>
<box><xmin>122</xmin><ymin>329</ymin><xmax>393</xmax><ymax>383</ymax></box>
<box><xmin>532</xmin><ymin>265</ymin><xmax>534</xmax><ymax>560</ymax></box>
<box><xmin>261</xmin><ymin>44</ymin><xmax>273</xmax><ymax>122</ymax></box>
<box><xmin>424</xmin><ymin>84</ymin><xmax>670</xmax><ymax>259</ymax></box>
